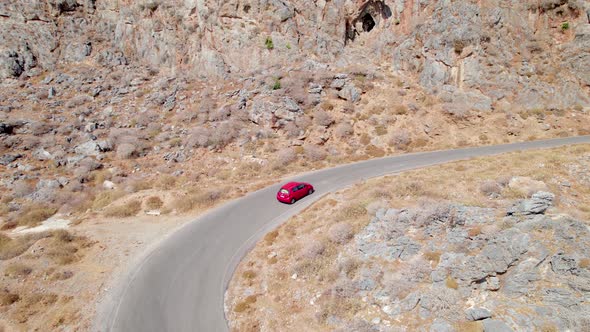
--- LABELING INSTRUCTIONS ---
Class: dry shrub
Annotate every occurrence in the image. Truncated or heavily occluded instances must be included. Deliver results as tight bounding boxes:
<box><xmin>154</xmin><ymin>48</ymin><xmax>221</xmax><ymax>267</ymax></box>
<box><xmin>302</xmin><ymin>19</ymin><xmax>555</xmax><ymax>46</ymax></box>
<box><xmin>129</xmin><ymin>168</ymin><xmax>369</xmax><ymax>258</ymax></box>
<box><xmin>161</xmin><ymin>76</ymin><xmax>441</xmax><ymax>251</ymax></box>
<box><xmin>156</xmin><ymin>175</ymin><xmax>177</xmax><ymax>190</ymax></box>
<box><xmin>209</xmin><ymin>121</ymin><xmax>241</xmax><ymax>148</ymax></box>
<box><xmin>13</xmin><ymin>181</ymin><xmax>35</xmax><ymax>198</ymax></box>
<box><xmin>103</xmin><ymin>200</ymin><xmax>142</xmax><ymax>218</ymax></box>
<box><xmin>423</xmin><ymin>251</ymin><xmax>442</xmax><ymax>266</ymax></box>
<box><xmin>445</xmin><ymin>276</ymin><xmax>459</xmax><ymax>289</ymax></box>
<box><xmin>276</xmin><ymin>147</ymin><xmax>297</xmax><ymax>165</ymax></box>
<box><xmin>242</xmin><ymin>270</ymin><xmax>257</xmax><ymax>279</ymax></box>
<box><xmin>295</xmin><ymin>115</ymin><xmax>312</xmax><ymax>130</ymax></box>
<box><xmin>320</xmin><ymin>101</ymin><xmax>335</xmax><ymax>111</ymax></box>
<box><xmin>92</xmin><ymin>190</ymin><xmax>125</xmax><ymax>210</ymax></box>
<box><xmin>339</xmin><ymin>258</ymin><xmax>360</xmax><ymax>278</ymax></box>
<box><xmin>328</xmin><ymin>223</ymin><xmax>354</xmax><ymax>244</ymax></box>
<box><xmin>468</xmin><ymin>225</ymin><xmax>483</xmax><ymax>237</ymax></box>
<box><xmin>396</xmin><ymin>181</ymin><xmax>427</xmax><ymax>197</ymax></box>
<box><xmin>301</xmin><ymin>240</ymin><xmax>326</xmax><ymax>259</ymax></box>
<box><xmin>316</xmin><ymin>296</ymin><xmax>363</xmax><ymax>323</ymax></box>
<box><xmin>185</xmin><ymin>127</ymin><xmax>211</xmax><ymax>148</ymax></box>
<box><xmin>45</xmin><ymin>230</ymin><xmax>88</xmax><ymax>265</ymax></box>
<box><xmin>314</xmin><ymin>110</ymin><xmax>334</xmax><ymax>127</ymax></box>
<box><xmin>235</xmin><ymin>162</ymin><xmax>262</xmax><ymax>178</ymax></box>
<box><xmin>145</xmin><ymin>196</ymin><xmax>164</xmax><ymax>210</ymax></box>
<box><xmin>0</xmin><ymin>232</ymin><xmax>51</xmax><ymax>260</ymax></box>
<box><xmin>304</xmin><ymin>145</ymin><xmax>327</xmax><ymax>161</ymax></box>
<box><xmin>116</xmin><ymin>143</ymin><xmax>138</xmax><ymax>159</ymax></box>
<box><xmin>366</xmin><ymin>145</ymin><xmax>385</xmax><ymax>158</ymax></box>
<box><xmin>334</xmin><ymin>123</ymin><xmax>353</xmax><ymax>138</ymax></box>
<box><xmin>444</xmin><ymin>107</ymin><xmax>470</xmax><ymax>120</ymax></box>
<box><xmin>11</xmin><ymin>292</ymin><xmax>58</xmax><ymax>323</ymax></box>
<box><xmin>3</xmin><ymin>263</ymin><xmax>33</xmax><ymax>278</ymax></box>
<box><xmin>394</xmin><ymin>104</ymin><xmax>408</xmax><ymax>115</ymax></box>
<box><xmin>580</xmin><ymin>258</ymin><xmax>590</xmax><ymax>269</ymax></box>
<box><xmin>15</xmin><ymin>204</ymin><xmax>58</xmax><ymax>227</ymax></box>
<box><xmin>337</xmin><ymin>203</ymin><xmax>366</xmax><ymax>221</ymax></box>
<box><xmin>0</xmin><ymin>203</ymin><xmax>8</xmax><ymax>217</ymax></box>
<box><xmin>65</xmin><ymin>95</ymin><xmax>91</xmax><ymax>108</ymax></box>
<box><xmin>172</xmin><ymin>189</ymin><xmax>223</xmax><ymax>213</ymax></box>
<box><xmin>375</xmin><ymin>125</ymin><xmax>388</xmax><ymax>136</ymax></box>
<box><xmin>51</xmin><ymin>270</ymin><xmax>74</xmax><ymax>281</ymax></box>
<box><xmin>234</xmin><ymin>295</ymin><xmax>257</xmax><ymax>313</ymax></box>
<box><xmin>390</xmin><ymin>130</ymin><xmax>411</xmax><ymax>150</ymax></box>
<box><xmin>128</xmin><ymin>179</ymin><xmax>153</xmax><ymax>192</ymax></box>
<box><xmin>359</xmin><ymin>133</ymin><xmax>371</xmax><ymax>145</ymax></box>
<box><xmin>283</xmin><ymin>122</ymin><xmax>301</xmax><ymax>138</ymax></box>
<box><xmin>411</xmin><ymin>137</ymin><xmax>429</xmax><ymax>148</ymax></box>
<box><xmin>455</xmin><ymin>321</ymin><xmax>483</xmax><ymax>332</ymax></box>
<box><xmin>480</xmin><ymin>180</ymin><xmax>501</xmax><ymax>196</ymax></box>
<box><xmin>0</xmin><ymin>289</ymin><xmax>19</xmax><ymax>306</ymax></box>
<box><xmin>264</xmin><ymin>230</ymin><xmax>279</xmax><ymax>245</ymax></box>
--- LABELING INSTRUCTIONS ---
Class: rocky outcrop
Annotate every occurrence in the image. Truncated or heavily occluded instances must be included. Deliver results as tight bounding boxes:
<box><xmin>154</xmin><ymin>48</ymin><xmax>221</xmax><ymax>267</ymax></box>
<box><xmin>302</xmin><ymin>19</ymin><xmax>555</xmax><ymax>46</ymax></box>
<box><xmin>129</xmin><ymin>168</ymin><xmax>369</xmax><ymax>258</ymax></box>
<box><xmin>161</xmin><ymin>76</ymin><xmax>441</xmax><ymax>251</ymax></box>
<box><xmin>344</xmin><ymin>195</ymin><xmax>590</xmax><ymax>330</ymax></box>
<box><xmin>0</xmin><ymin>0</ymin><xmax>588</xmax><ymax>111</ymax></box>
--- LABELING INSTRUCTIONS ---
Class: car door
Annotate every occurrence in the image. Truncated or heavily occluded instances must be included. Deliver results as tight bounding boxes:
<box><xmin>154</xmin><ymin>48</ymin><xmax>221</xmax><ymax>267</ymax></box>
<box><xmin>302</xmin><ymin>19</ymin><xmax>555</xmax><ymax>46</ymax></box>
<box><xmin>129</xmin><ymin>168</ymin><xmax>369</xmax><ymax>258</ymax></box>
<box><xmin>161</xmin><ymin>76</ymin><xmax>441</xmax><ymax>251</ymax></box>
<box><xmin>291</xmin><ymin>187</ymin><xmax>300</xmax><ymax>200</ymax></box>
<box><xmin>296</xmin><ymin>184</ymin><xmax>306</xmax><ymax>199</ymax></box>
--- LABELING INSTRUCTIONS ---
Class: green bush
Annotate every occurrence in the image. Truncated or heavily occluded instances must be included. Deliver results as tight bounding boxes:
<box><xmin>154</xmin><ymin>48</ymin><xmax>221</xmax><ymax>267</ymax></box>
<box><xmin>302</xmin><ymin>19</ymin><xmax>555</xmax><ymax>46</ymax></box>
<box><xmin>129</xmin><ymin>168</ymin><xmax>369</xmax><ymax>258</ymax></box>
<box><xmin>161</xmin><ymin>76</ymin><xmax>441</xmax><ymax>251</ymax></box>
<box><xmin>272</xmin><ymin>78</ymin><xmax>281</xmax><ymax>90</ymax></box>
<box><xmin>561</xmin><ymin>22</ymin><xmax>569</xmax><ymax>31</ymax></box>
<box><xmin>264</xmin><ymin>37</ymin><xmax>274</xmax><ymax>50</ymax></box>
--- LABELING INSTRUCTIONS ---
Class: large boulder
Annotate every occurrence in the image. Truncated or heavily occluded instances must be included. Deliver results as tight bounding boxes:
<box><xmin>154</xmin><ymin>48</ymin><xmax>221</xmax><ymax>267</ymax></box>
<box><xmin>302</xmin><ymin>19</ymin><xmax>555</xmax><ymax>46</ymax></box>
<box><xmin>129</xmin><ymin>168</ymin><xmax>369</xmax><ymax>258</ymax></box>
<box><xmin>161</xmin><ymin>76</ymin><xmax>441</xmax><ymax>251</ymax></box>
<box><xmin>507</xmin><ymin>192</ymin><xmax>555</xmax><ymax>216</ymax></box>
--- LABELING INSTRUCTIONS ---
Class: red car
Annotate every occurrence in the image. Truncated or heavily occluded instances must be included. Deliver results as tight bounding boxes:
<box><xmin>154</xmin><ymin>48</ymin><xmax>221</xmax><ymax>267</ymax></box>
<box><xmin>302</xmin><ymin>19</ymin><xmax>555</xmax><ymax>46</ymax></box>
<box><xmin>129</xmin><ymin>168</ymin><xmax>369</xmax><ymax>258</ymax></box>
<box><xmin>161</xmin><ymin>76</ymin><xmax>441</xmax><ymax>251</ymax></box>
<box><xmin>277</xmin><ymin>182</ymin><xmax>315</xmax><ymax>204</ymax></box>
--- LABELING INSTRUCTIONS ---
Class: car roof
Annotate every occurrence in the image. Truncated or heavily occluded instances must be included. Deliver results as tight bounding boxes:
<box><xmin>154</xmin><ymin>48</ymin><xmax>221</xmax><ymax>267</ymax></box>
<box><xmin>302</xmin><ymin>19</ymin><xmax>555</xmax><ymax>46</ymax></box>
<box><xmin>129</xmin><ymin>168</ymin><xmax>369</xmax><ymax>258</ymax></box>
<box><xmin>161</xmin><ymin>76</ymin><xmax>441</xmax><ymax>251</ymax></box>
<box><xmin>281</xmin><ymin>182</ymin><xmax>302</xmax><ymax>189</ymax></box>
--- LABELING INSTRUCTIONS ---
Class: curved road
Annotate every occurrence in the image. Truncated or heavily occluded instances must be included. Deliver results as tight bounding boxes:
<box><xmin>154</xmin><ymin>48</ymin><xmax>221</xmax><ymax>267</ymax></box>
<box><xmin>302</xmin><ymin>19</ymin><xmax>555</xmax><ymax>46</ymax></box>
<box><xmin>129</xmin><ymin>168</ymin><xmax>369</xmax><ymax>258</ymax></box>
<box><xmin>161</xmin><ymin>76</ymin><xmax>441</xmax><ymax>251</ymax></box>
<box><xmin>101</xmin><ymin>136</ymin><xmax>590</xmax><ymax>332</ymax></box>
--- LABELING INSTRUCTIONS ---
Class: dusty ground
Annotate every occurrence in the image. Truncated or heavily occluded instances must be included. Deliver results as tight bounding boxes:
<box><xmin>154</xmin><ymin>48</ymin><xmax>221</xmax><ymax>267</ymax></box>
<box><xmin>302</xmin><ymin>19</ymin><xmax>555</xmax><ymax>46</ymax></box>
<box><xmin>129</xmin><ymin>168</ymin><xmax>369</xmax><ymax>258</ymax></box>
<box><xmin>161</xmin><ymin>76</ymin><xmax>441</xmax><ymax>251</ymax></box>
<box><xmin>226</xmin><ymin>144</ymin><xmax>590</xmax><ymax>331</ymax></box>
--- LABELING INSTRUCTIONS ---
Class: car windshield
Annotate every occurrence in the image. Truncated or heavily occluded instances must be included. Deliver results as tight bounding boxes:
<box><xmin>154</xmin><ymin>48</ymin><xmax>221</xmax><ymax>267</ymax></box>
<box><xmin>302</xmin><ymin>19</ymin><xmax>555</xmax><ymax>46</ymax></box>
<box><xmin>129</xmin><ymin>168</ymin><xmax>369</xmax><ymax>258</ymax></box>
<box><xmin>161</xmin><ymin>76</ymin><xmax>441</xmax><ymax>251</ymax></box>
<box><xmin>280</xmin><ymin>189</ymin><xmax>289</xmax><ymax>194</ymax></box>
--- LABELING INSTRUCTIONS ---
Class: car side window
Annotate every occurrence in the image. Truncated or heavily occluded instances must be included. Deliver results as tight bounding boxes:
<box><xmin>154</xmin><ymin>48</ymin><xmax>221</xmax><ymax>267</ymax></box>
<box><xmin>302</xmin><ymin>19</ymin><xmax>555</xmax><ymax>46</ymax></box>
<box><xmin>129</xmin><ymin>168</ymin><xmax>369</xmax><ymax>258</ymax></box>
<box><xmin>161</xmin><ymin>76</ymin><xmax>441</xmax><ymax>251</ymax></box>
<box><xmin>297</xmin><ymin>184</ymin><xmax>305</xmax><ymax>190</ymax></box>
<box><xmin>292</xmin><ymin>187</ymin><xmax>297</xmax><ymax>192</ymax></box>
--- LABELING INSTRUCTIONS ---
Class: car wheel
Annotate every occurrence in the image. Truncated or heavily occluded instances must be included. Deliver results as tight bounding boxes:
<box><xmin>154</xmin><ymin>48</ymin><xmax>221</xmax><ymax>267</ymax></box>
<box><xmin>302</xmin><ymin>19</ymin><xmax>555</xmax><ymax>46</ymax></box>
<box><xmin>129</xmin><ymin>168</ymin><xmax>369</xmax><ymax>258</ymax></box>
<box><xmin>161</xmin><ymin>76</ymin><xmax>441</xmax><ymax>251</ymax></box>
<box><xmin>290</xmin><ymin>198</ymin><xmax>296</xmax><ymax>204</ymax></box>
<box><xmin>308</xmin><ymin>189</ymin><xmax>314</xmax><ymax>195</ymax></box>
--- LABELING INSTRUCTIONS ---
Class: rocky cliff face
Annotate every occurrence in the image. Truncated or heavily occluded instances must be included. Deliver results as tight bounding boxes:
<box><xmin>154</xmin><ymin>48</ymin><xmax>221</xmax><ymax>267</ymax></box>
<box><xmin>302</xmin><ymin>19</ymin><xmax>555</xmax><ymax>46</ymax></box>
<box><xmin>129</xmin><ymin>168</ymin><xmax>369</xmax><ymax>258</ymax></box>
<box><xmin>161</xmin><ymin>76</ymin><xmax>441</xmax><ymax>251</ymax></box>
<box><xmin>1</xmin><ymin>0</ymin><xmax>589</xmax><ymax>109</ymax></box>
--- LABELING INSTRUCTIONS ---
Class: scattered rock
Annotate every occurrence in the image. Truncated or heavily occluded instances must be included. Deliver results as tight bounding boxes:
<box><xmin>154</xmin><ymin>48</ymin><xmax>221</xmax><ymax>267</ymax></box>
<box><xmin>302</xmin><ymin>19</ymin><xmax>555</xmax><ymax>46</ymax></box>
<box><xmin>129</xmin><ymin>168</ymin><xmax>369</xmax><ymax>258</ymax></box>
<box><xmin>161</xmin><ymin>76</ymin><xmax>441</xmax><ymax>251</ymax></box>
<box><xmin>507</xmin><ymin>191</ymin><xmax>555</xmax><ymax>216</ymax></box>
<box><xmin>482</xmin><ymin>319</ymin><xmax>513</xmax><ymax>332</ymax></box>
<box><xmin>430</xmin><ymin>318</ymin><xmax>456</xmax><ymax>332</ymax></box>
<box><xmin>75</xmin><ymin>141</ymin><xmax>101</xmax><ymax>157</ymax></box>
<box><xmin>0</xmin><ymin>154</ymin><xmax>22</xmax><ymax>166</ymax></box>
<box><xmin>466</xmin><ymin>307</ymin><xmax>492</xmax><ymax>321</ymax></box>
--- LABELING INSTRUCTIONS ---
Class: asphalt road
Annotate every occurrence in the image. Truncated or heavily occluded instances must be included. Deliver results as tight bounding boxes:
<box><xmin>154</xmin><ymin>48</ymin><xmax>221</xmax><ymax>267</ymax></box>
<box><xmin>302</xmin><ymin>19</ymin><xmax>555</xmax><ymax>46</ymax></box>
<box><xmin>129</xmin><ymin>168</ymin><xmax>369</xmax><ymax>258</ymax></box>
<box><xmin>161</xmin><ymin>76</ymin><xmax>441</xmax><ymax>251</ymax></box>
<box><xmin>101</xmin><ymin>136</ymin><xmax>590</xmax><ymax>332</ymax></box>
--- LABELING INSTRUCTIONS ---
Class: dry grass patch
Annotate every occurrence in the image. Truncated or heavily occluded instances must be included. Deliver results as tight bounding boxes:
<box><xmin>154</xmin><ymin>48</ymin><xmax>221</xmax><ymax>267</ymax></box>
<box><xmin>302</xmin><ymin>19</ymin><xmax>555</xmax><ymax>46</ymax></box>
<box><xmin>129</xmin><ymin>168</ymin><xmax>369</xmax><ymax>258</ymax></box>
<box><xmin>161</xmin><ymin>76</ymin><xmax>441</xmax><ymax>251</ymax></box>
<box><xmin>0</xmin><ymin>232</ymin><xmax>51</xmax><ymax>260</ymax></box>
<box><xmin>45</xmin><ymin>230</ymin><xmax>91</xmax><ymax>265</ymax></box>
<box><xmin>242</xmin><ymin>270</ymin><xmax>257</xmax><ymax>279</ymax></box>
<box><xmin>446</xmin><ymin>276</ymin><xmax>459</xmax><ymax>289</ymax></box>
<box><xmin>375</xmin><ymin>125</ymin><xmax>388</xmax><ymax>136</ymax></box>
<box><xmin>103</xmin><ymin>200</ymin><xmax>142</xmax><ymax>218</ymax></box>
<box><xmin>172</xmin><ymin>189</ymin><xmax>224</xmax><ymax>213</ymax></box>
<box><xmin>145</xmin><ymin>196</ymin><xmax>164</xmax><ymax>210</ymax></box>
<box><xmin>423</xmin><ymin>251</ymin><xmax>442</xmax><ymax>266</ymax></box>
<box><xmin>316</xmin><ymin>296</ymin><xmax>363</xmax><ymax>324</ymax></box>
<box><xmin>3</xmin><ymin>262</ymin><xmax>33</xmax><ymax>278</ymax></box>
<box><xmin>580</xmin><ymin>258</ymin><xmax>590</xmax><ymax>269</ymax></box>
<box><xmin>264</xmin><ymin>230</ymin><xmax>279</xmax><ymax>245</ymax></box>
<box><xmin>92</xmin><ymin>190</ymin><xmax>125</xmax><ymax>210</ymax></box>
<box><xmin>11</xmin><ymin>292</ymin><xmax>59</xmax><ymax>323</ymax></box>
<box><xmin>15</xmin><ymin>204</ymin><xmax>58</xmax><ymax>227</ymax></box>
<box><xmin>337</xmin><ymin>202</ymin><xmax>367</xmax><ymax>221</ymax></box>
<box><xmin>234</xmin><ymin>295</ymin><xmax>258</xmax><ymax>313</ymax></box>
<box><xmin>366</xmin><ymin>144</ymin><xmax>386</xmax><ymax>158</ymax></box>
<box><xmin>156</xmin><ymin>175</ymin><xmax>177</xmax><ymax>190</ymax></box>
<box><xmin>455</xmin><ymin>321</ymin><xmax>483</xmax><ymax>332</ymax></box>
<box><xmin>0</xmin><ymin>289</ymin><xmax>19</xmax><ymax>306</ymax></box>
<box><xmin>468</xmin><ymin>225</ymin><xmax>483</xmax><ymax>238</ymax></box>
